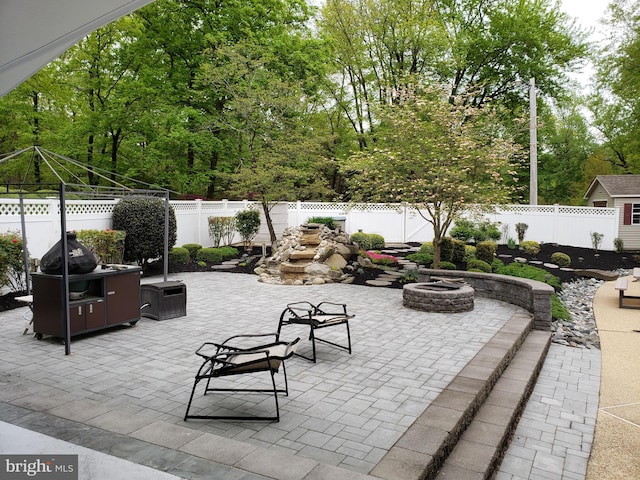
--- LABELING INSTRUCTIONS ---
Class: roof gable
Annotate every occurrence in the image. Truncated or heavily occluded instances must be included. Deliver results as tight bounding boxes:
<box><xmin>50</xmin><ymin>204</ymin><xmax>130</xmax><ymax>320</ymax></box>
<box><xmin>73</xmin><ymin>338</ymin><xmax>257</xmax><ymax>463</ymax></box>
<box><xmin>585</xmin><ymin>175</ymin><xmax>640</xmax><ymax>199</ymax></box>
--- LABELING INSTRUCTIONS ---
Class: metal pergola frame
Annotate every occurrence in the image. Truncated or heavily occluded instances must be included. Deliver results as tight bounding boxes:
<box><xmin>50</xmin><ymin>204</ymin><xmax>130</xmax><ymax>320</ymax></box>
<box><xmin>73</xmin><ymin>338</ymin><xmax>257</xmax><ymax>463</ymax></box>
<box><xmin>1</xmin><ymin>146</ymin><xmax>177</xmax><ymax>355</ymax></box>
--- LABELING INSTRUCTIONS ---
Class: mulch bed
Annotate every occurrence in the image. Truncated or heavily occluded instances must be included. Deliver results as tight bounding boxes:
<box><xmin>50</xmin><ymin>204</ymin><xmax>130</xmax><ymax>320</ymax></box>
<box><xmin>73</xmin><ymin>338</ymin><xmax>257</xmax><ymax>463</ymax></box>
<box><xmin>2</xmin><ymin>243</ymin><xmax>637</xmax><ymax>312</ymax></box>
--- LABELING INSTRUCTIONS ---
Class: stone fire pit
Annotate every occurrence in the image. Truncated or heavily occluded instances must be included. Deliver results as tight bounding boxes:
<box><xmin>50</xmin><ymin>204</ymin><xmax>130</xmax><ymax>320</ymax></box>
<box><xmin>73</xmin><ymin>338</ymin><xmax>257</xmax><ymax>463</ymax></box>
<box><xmin>403</xmin><ymin>280</ymin><xmax>474</xmax><ymax>313</ymax></box>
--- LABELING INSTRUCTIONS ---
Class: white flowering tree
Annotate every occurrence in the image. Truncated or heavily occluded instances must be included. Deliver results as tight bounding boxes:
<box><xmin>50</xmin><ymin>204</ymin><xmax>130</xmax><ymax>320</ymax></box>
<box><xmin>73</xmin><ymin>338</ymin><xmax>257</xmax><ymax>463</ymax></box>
<box><xmin>342</xmin><ymin>85</ymin><xmax>523</xmax><ymax>268</ymax></box>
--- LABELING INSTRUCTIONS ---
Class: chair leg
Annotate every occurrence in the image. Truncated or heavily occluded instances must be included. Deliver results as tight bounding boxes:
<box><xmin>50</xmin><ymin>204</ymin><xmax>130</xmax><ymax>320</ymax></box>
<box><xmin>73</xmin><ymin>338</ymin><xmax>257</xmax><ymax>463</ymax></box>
<box><xmin>184</xmin><ymin>377</ymin><xmax>201</xmax><ymax>421</ymax></box>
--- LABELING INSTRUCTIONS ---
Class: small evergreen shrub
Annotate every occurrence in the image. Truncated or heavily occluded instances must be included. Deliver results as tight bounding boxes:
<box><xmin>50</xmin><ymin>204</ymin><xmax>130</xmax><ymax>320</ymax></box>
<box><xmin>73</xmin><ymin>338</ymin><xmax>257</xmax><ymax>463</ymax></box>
<box><xmin>168</xmin><ymin>247</ymin><xmax>190</xmax><ymax>265</ymax></box>
<box><xmin>369</xmin><ymin>234</ymin><xmax>385</xmax><ymax>250</ymax></box>
<box><xmin>550</xmin><ymin>252</ymin><xmax>571</xmax><ymax>267</ymax></box>
<box><xmin>476</xmin><ymin>241</ymin><xmax>497</xmax><ymax>264</ymax></box>
<box><xmin>217</xmin><ymin>246</ymin><xmax>239</xmax><ymax>260</ymax></box>
<box><xmin>463</xmin><ymin>245</ymin><xmax>476</xmax><ymax>262</ymax></box>
<box><xmin>196</xmin><ymin>247</ymin><xmax>224</xmax><ymax>264</ymax></box>
<box><xmin>475</xmin><ymin>220</ymin><xmax>502</xmax><ymax>242</ymax></box>
<box><xmin>420</xmin><ymin>242</ymin><xmax>434</xmax><ymax>254</ymax></box>
<box><xmin>307</xmin><ymin>216</ymin><xmax>336</xmax><ymax>230</ymax></box>
<box><xmin>440</xmin><ymin>237</ymin><xmax>454</xmax><ymax>262</ymax></box>
<box><xmin>519</xmin><ymin>240</ymin><xmax>540</xmax><ymax>256</ymax></box>
<box><xmin>467</xmin><ymin>259</ymin><xmax>492</xmax><ymax>273</ymax></box>
<box><xmin>491</xmin><ymin>258</ymin><xmax>505</xmax><ymax>273</ymax></box>
<box><xmin>235</xmin><ymin>208</ymin><xmax>261</xmax><ymax>249</ymax></box>
<box><xmin>350</xmin><ymin>232</ymin><xmax>372</xmax><ymax>250</ymax></box>
<box><xmin>350</xmin><ymin>232</ymin><xmax>385</xmax><ymax>250</ymax></box>
<box><xmin>406</xmin><ymin>252</ymin><xmax>433</xmax><ymax>266</ymax></box>
<box><xmin>614</xmin><ymin>237</ymin><xmax>624</xmax><ymax>253</ymax></box>
<box><xmin>195</xmin><ymin>246</ymin><xmax>239</xmax><ymax>264</ymax></box>
<box><xmin>515</xmin><ymin>223</ymin><xmax>528</xmax><ymax>243</ymax></box>
<box><xmin>439</xmin><ymin>261</ymin><xmax>457</xmax><ymax>270</ymax></box>
<box><xmin>450</xmin><ymin>219</ymin><xmax>475</xmax><ymax>242</ymax></box>
<box><xmin>182</xmin><ymin>244</ymin><xmax>202</xmax><ymax>261</ymax></box>
<box><xmin>452</xmin><ymin>239</ymin><xmax>466</xmax><ymax>263</ymax></box>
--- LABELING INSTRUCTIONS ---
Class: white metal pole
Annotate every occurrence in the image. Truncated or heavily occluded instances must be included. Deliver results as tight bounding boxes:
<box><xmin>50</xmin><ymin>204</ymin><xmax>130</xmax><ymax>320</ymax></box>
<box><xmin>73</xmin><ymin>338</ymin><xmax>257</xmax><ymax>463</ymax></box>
<box><xmin>529</xmin><ymin>77</ymin><xmax>538</xmax><ymax>205</ymax></box>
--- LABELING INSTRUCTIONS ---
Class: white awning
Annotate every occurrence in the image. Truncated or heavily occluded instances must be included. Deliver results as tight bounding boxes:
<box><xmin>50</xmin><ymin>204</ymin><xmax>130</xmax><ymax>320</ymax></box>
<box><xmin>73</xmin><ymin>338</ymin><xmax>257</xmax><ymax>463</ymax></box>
<box><xmin>0</xmin><ymin>0</ymin><xmax>155</xmax><ymax>97</ymax></box>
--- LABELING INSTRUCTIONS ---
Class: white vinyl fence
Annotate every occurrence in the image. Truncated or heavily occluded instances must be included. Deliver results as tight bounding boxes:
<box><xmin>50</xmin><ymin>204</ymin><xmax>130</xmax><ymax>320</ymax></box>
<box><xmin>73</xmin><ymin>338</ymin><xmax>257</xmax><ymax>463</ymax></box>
<box><xmin>0</xmin><ymin>198</ymin><xmax>619</xmax><ymax>260</ymax></box>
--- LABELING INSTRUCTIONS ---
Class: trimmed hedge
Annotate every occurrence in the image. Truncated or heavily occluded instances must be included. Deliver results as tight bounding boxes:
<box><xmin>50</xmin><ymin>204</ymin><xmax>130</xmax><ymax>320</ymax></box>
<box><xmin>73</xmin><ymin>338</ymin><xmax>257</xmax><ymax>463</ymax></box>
<box><xmin>551</xmin><ymin>252</ymin><xmax>571</xmax><ymax>267</ymax></box>
<box><xmin>182</xmin><ymin>243</ymin><xmax>202</xmax><ymax>261</ymax></box>
<box><xmin>467</xmin><ymin>259</ymin><xmax>492</xmax><ymax>273</ymax></box>
<box><xmin>169</xmin><ymin>247</ymin><xmax>190</xmax><ymax>265</ymax></box>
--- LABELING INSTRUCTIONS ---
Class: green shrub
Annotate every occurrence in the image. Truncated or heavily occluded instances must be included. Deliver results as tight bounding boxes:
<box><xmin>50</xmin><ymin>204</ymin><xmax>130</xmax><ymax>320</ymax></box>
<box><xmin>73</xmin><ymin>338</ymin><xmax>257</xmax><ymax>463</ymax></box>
<box><xmin>217</xmin><ymin>246</ymin><xmax>239</xmax><ymax>260</ymax></box>
<box><xmin>235</xmin><ymin>208</ymin><xmax>261</xmax><ymax>249</ymax></box>
<box><xmin>307</xmin><ymin>216</ymin><xmax>336</xmax><ymax>230</ymax></box>
<box><xmin>439</xmin><ymin>261</ymin><xmax>457</xmax><ymax>270</ymax></box>
<box><xmin>369</xmin><ymin>234</ymin><xmax>386</xmax><ymax>250</ymax></box>
<box><xmin>440</xmin><ymin>237</ymin><xmax>454</xmax><ymax>262</ymax></box>
<box><xmin>76</xmin><ymin>229</ymin><xmax>126</xmax><ymax>264</ymax></box>
<box><xmin>208</xmin><ymin>216</ymin><xmax>236</xmax><ymax>247</ymax></box>
<box><xmin>507</xmin><ymin>238</ymin><xmax>517</xmax><ymax>249</ymax></box>
<box><xmin>467</xmin><ymin>259</ymin><xmax>492</xmax><ymax>273</ymax></box>
<box><xmin>491</xmin><ymin>258</ymin><xmax>505</xmax><ymax>273</ymax></box>
<box><xmin>519</xmin><ymin>240</ymin><xmax>540</xmax><ymax>256</ymax></box>
<box><xmin>406</xmin><ymin>252</ymin><xmax>433</xmax><ymax>266</ymax></box>
<box><xmin>450</xmin><ymin>219</ymin><xmax>475</xmax><ymax>242</ymax></box>
<box><xmin>112</xmin><ymin>198</ymin><xmax>177</xmax><ymax>269</ymax></box>
<box><xmin>452</xmin><ymin>239</ymin><xmax>466</xmax><ymax>262</ymax></box>
<box><xmin>476</xmin><ymin>241</ymin><xmax>497</xmax><ymax>264</ymax></box>
<box><xmin>450</xmin><ymin>218</ymin><xmax>501</xmax><ymax>242</ymax></box>
<box><xmin>475</xmin><ymin>220</ymin><xmax>502</xmax><ymax>242</ymax></box>
<box><xmin>182</xmin><ymin>244</ymin><xmax>202</xmax><ymax>261</ymax></box>
<box><xmin>499</xmin><ymin>262</ymin><xmax>561</xmax><ymax>290</ymax></box>
<box><xmin>463</xmin><ymin>245</ymin><xmax>476</xmax><ymax>262</ymax></box>
<box><xmin>614</xmin><ymin>237</ymin><xmax>624</xmax><ymax>254</ymax></box>
<box><xmin>196</xmin><ymin>247</ymin><xmax>223</xmax><ymax>264</ymax></box>
<box><xmin>0</xmin><ymin>230</ymin><xmax>26</xmax><ymax>292</ymax></box>
<box><xmin>168</xmin><ymin>247</ymin><xmax>190</xmax><ymax>265</ymax></box>
<box><xmin>350</xmin><ymin>231</ymin><xmax>385</xmax><ymax>250</ymax></box>
<box><xmin>551</xmin><ymin>294</ymin><xmax>571</xmax><ymax>321</ymax></box>
<box><xmin>420</xmin><ymin>242</ymin><xmax>434</xmax><ymax>254</ymax></box>
<box><xmin>550</xmin><ymin>252</ymin><xmax>571</xmax><ymax>267</ymax></box>
<box><xmin>350</xmin><ymin>232</ymin><xmax>372</xmax><ymax>250</ymax></box>
<box><xmin>515</xmin><ymin>223</ymin><xmax>528</xmax><ymax>243</ymax></box>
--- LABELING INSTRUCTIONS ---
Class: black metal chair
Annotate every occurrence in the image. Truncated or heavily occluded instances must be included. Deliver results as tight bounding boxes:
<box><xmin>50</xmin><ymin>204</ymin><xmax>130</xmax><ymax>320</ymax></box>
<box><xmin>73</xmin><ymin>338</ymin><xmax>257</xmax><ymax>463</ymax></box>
<box><xmin>184</xmin><ymin>333</ymin><xmax>299</xmax><ymax>422</ymax></box>
<box><xmin>277</xmin><ymin>301</ymin><xmax>353</xmax><ymax>363</ymax></box>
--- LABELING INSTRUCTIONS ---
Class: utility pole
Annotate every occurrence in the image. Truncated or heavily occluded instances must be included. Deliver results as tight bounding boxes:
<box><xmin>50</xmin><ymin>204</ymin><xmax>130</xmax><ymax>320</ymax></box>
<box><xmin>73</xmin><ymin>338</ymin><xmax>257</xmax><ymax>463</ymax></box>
<box><xmin>529</xmin><ymin>77</ymin><xmax>538</xmax><ymax>205</ymax></box>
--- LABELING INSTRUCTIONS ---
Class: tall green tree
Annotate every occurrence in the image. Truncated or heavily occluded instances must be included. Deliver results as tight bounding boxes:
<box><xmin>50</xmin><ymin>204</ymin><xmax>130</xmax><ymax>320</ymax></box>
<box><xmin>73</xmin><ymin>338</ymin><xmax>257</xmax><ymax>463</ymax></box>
<box><xmin>204</xmin><ymin>44</ymin><xmax>335</xmax><ymax>242</ymax></box>
<box><xmin>342</xmin><ymin>85</ymin><xmax>523</xmax><ymax>267</ymax></box>
<box><xmin>591</xmin><ymin>0</ymin><xmax>640</xmax><ymax>173</ymax></box>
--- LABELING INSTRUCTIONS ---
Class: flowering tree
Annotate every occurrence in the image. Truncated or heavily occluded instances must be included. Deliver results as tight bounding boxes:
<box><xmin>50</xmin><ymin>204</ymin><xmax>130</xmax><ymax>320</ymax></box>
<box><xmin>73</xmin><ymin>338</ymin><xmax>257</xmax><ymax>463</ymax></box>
<box><xmin>342</xmin><ymin>85</ymin><xmax>523</xmax><ymax>268</ymax></box>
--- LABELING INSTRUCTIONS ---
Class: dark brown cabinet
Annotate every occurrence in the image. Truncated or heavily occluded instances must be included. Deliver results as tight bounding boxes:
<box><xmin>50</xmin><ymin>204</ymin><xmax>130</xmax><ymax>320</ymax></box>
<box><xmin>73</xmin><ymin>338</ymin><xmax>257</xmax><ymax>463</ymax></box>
<box><xmin>31</xmin><ymin>266</ymin><xmax>142</xmax><ymax>338</ymax></box>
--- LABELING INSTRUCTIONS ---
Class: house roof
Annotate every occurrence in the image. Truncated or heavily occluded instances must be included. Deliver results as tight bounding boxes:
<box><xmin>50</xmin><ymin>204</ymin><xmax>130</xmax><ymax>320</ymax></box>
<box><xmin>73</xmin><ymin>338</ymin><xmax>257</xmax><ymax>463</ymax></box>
<box><xmin>584</xmin><ymin>175</ymin><xmax>640</xmax><ymax>199</ymax></box>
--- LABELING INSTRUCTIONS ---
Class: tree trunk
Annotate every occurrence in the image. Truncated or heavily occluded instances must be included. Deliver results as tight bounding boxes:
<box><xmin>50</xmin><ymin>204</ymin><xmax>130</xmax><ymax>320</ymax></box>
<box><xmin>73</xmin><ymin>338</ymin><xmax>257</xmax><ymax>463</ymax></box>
<box><xmin>261</xmin><ymin>199</ymin><xmax>277</xmax><ymax>244</ymax></box>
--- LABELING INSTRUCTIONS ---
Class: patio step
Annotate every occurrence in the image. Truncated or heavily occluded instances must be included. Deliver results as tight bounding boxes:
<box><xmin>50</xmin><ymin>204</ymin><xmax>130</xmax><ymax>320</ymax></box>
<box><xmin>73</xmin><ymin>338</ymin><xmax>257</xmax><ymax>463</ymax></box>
<box><xmin>371</xmin><ymin>312</ymin><xmax>551</xmax><ymax>480</ymax></box>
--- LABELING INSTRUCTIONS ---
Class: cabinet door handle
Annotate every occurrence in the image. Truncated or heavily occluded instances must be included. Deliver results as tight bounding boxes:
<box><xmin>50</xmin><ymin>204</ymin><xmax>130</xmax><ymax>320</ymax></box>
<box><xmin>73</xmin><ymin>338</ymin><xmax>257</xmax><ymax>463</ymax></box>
<box><xmin>107</xmin><ymin>291</ymin><xmax>116</xmax><ymax>295</ymax></box>
<box><xmin>89</xmin><ymin>304</ymin><xmax>93</xmax><ymax>314</ymax></box>
<box><xmin>77</xmin><ymin>306</ymin><xmax>82</xmax><ymax>315</ymax></box>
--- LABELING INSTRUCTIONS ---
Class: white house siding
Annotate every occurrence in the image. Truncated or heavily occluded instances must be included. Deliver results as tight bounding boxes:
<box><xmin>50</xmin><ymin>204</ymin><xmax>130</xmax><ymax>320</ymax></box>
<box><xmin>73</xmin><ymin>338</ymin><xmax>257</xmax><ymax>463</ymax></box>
<box><xmin>585</xmin><ymin>184</ymin><xmax>613</xmax><ymax>207</ymax></box>
<box><xmin>614</xmin><ymin>197</ymin><xmax>640</xmax><ymax>250</ymax></box>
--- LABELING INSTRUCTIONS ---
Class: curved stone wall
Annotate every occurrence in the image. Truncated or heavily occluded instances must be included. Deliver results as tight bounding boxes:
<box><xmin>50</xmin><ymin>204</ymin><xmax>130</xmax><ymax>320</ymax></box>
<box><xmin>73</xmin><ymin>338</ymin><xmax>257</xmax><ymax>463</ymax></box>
<box><xmin>416</xmin><ymin>268</ymin><xmax>553</xmax><ymax>330</ymax></box>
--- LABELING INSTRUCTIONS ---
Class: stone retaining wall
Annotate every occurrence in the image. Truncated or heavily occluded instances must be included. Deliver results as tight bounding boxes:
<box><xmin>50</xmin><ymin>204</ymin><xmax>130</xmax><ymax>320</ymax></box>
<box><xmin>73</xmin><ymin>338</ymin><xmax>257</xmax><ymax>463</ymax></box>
<box><xmin>417</xmin><ymin>269</ymin><xmax>553</xmax><ymax>330</ymax></box>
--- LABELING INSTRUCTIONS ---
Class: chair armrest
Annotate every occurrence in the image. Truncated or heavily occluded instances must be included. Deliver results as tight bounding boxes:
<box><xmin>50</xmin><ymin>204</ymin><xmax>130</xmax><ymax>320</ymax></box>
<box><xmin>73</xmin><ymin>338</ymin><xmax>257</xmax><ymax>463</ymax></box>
<box><xmin>315</xmin><ymin>301</ymin><xmax>349</xmax><ymax>316</ymax></box>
